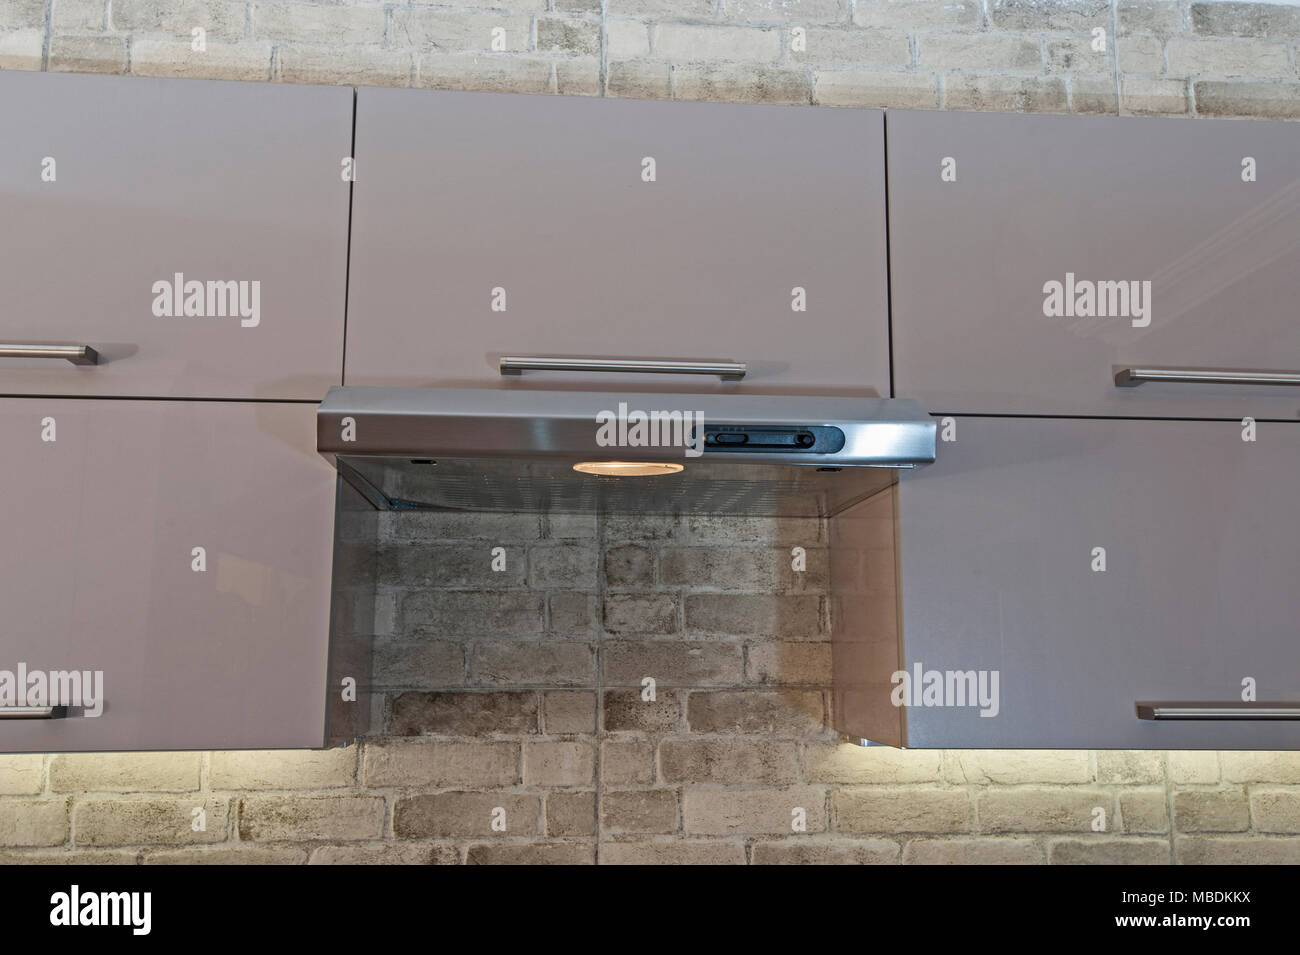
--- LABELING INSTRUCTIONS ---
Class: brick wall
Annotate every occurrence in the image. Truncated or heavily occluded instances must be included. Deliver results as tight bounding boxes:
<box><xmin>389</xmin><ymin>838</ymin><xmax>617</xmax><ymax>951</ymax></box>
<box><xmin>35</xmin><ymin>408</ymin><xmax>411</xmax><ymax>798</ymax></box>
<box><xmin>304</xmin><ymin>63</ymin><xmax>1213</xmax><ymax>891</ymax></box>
<box><xmin>3</xmin><ymin>0</ymin><xmax>1300</xmax><ymax>116</ymax></box>
<box><xmin>4</xmin><ymin>0</ymin><xmax>1300</xmax><ymax>864</ymax></box>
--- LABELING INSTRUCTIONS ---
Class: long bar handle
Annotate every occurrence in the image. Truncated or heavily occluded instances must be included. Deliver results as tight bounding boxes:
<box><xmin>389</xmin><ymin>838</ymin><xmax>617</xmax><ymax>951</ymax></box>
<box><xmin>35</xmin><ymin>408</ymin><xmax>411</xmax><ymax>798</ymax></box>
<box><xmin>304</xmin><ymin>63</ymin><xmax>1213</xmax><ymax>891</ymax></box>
<box><xmin>1136</xmin><ymin>701</ymin><xmax>1300</xmax><ymax>720</ymax></box>
<box><xmin>0</xmin><ymin>344</ymin><xmax>99</xmax><ymax>366</ymax></box>
<box><xmin>0</xmin><ymin>706</ymin><xmax>67</xmax><ymax>719</ymax></box>
<box><xmin>1115</xmin><ymin>366</ymin><xmax>1300</xmax><ymax>388</ymax></box>
<box><xmin>501</xmin><ymin>356</ymin><xmax>746</xmax><ymax>381</ymax></box>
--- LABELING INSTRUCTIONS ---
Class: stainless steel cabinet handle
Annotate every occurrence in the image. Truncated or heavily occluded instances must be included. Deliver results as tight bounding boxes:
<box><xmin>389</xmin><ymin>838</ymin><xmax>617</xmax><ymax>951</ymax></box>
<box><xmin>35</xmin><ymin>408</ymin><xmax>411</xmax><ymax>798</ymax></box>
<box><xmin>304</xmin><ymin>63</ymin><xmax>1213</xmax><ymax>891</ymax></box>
<box><xmin>1115</xmin><ymin>366</ymin><xmax>1300</xmax><ymax>388</ymax></box>
<box><xmin>0</xmin><ymin>344</ymin><xmax>99</xmax><ymax>366</ymax></box>
<box><xmin>1136</xmin><ymin>701</ymin><xmax>1300</xmax><ymax>720</ymax></box>
<box><xmin>500</xmin><ymin>356</ymin><xmax>746</xmax><ymax>381</ymax></box>
<box><xmin>0</xmin><ymin>705</ymin><xmax>67</xmax><ymax>719</ymax></box>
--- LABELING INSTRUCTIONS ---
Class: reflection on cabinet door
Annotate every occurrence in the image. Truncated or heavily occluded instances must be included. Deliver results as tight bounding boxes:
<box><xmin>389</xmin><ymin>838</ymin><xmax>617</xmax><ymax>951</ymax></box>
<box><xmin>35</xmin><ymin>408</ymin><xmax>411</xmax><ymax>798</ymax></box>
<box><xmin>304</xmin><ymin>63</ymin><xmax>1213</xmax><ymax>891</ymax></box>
<box><xmin>888</xmin><ymin>109</ymin><xmax>1300</xmax><ymax>419</ymax></box>
<box><xmin>891</xmin><ymin>416</ymin><xmax>1300</xmax><ymax>749</ymax></box>
<box><xmin>0</xmin><ymin>399</ymin><xmax>337</xmax><ymax>752</ymax></box>
<box><xmin>346</xmin><ymin>89</ymin><xmax>890</xmax><ymax>396</ymax></box>
<box><xmin>0</xmin><ymin>71</ymin><xmax>352</xmax><ymax>400</ymax></box>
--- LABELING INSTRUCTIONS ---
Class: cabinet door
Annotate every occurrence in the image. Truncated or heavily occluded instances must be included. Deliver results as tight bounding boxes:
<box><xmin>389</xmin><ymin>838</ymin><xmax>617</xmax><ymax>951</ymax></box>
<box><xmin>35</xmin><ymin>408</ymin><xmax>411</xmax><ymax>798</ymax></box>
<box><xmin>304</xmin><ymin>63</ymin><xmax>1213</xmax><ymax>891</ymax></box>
<box><xmin>889</xmin><ymin>110</ymin><xmax>1300</xmax><ymax>419</ymax></box>
<box><xmin>0</xmin><ymin>72</ymin><xmax>351</xmax><ymax>400</ymax></box>
<box><xmin>0</xmin><ymin>399</ymin><xmax>337</xmax><ymax>752</ymax></box>
<box><xmin>345</xmin><ymin>89</ymin><xmax>890</xmax><ymax>397</ymax></box>
<box><xmin>895</xmin><ymin>417</ymin><xmax>1300</xmax><ymax>749</ymax></box>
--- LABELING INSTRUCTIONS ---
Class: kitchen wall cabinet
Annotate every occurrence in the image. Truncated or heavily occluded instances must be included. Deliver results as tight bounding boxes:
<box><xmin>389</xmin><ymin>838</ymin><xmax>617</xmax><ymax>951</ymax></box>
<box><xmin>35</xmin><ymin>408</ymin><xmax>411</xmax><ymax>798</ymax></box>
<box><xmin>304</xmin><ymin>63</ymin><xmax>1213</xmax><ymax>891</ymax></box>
<box><xmin>345</xmin><ymin>89</ymin><xmax>890</xmax><ymax>397</ymax></box>
<box><xmin>888</xmin><ymin>109</ymin><xmax>1300</xmax><ymax>420</ymax></box>
<box><xmin>834</xmin><ymin>416</ymin><xmax>1300</xmax><ymax>749</ymax></box>
<box><xmin>0</xmin><ymin>71</ymin><xmax>352</xmax><ymax>401</ymax></box>
<box><xmin>0</xmin><ymin>398</ymin><xmax>344</xmax><ymax>752</ymax></box>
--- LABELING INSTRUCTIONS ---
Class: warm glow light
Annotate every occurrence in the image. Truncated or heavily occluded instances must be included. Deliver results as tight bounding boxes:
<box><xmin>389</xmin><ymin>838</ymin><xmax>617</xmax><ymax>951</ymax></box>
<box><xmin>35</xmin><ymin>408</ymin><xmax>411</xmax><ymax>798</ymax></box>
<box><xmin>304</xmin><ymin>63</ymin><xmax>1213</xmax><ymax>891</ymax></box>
<box><xmin>572</xmin><ymin>461</ymin><xmax>685</xmax><ymax>477</ymax></box>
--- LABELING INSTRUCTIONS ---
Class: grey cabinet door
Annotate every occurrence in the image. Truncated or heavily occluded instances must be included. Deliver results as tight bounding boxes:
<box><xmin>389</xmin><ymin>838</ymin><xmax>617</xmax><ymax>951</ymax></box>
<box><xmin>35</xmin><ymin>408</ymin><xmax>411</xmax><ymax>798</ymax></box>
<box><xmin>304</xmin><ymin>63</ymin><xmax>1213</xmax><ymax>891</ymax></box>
<box><xmin>0</xmin><ymin>399</ymin><xmax>337</xmax><ymax>752</ymax></box>
<box><xmin>0</xmin><ymin>72</ymin><xmax>351</xmax><ymax>401</ymax></box>
<box><xmin>889</xmin><ymin>110</ymin><xmax>1300</xmax><ymax>419</ymax></box>
<box><xmin>345</xmin><ymin>89</ymin><xmax>890</xmax><ymax>397</ymax></box>
<box><xmin>896</xmin><ymin>417</ymin><xmax>1300</xmax><ymax>749</ymax></box>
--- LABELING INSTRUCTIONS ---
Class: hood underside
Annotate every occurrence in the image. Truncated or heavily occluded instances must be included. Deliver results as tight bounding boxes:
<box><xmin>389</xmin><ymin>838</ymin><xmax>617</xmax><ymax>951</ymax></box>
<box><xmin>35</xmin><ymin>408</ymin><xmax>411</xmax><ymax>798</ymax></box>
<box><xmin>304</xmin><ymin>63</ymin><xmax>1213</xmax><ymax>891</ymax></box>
<box><xmin>318</xmin><ymin>387</ymin><xmax>936</xmax><ymax>517</ymax></box>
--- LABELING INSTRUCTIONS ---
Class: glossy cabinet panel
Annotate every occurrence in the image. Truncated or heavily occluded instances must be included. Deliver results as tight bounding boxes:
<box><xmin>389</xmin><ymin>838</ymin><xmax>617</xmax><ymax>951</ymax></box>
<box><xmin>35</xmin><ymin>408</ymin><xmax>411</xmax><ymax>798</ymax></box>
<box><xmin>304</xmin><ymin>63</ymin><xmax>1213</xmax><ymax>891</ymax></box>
<box><xmin>889</xmin><ymin>110</ymin><xmax>1300</xmax><ymax>419</ymax></box>
<box><xmin>892</xmin><ymin>417</ymin><xmax>1300</xmax><ymax>749</ymax></box>
<box><xmin>0</xmin><ymin>72</ymin><xmax>352</xmax><ymax>400</ymax></box>
<box><xmin>346</xmin><ymin>89</ymin><xmax>890</xmax><ymax>396</ymax></box>
<box><xmin>0</xmin><ymin>399</ymin><xmax>338</xmax><ymax>752</ymax></box>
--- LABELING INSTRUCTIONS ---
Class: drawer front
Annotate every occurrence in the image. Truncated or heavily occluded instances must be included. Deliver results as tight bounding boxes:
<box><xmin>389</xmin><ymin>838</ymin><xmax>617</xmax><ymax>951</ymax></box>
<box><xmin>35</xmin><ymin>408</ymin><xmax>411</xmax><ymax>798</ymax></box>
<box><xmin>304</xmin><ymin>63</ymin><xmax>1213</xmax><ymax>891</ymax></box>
<box><xmin>346</xmin><ymin>89</ymin><xmax>890</xmax><ymax>396</ymax></box>
<box><xmin>897</xmin><ymin>416</ymin><xmax>1300</xmax><ymax>749</ymax></box>
<box><xmin>0</xmin><ymin>399</ymin><xmax>337</xmax><ymax>752</ymax></box>
<box><xmin>0</xmin><ymin>72</ymin><xmax>351</xmax><ymax>400</ymax></box>
<box><xmin>889</xmin><ymin>109</ymin><xmax>1300</xmax><ymax>419</ymax></box>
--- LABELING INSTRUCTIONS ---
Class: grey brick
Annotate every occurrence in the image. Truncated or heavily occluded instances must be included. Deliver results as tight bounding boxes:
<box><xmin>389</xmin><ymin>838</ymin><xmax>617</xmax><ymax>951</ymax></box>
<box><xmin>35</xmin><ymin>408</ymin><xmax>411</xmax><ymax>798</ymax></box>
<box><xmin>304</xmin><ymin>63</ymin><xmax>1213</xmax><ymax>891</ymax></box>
<box><xmin>1191</xmin><ymin>2</ymin><xmax>1300</xmax><ymax>38</ymax></box>
<box><xmin>991</xmin><ymin>0</ymin><xmax>1111</xmax><ymax>31</ymax></box>
<box><xmin>1049</xmin><ymin>839</ymin><xmax>1171</xmax><ymax>864</ymax></box>
<box><xmin>672</xmin><ymin>63</ymin><xmax>811</xmax><ymax>104</ymax></box>
<box><xmin>401</xmin><ymin>591</ymin><xmax>543</xmax><ymax>636</ymax></box>
<box><xmin>687</xmin><ymin>689</ymin><xmax>826</xmax><ymax>734</ymax></box>
<box><xmin>685</xmin><ymin>593</ymin><xmax>822</xmax><ymax>638</ymax></box>
<box><xmin>603</xmin><ymin>640</ymin><xmax>744</xmax><ymax>686</ymax></box>
<box><xmin>835</xmin><ymin>788</ymin><xmax>970</xmax><ymax>834</ymax></box>
<box><xmin>605</xmin><ymin>545</ymin><xmax>655</xmax><ymax>587</ymax></box>
<box><xmin>853</xmin><ymin>0</ymin><xmax>979</xmax><ymax>29</ymax></box>
<box><xmin>1194</xmin><ymin>80</ymin><xmax>1300</xmax><ymax>117</ymax></box>
<box><xmin>548</xmin><ymin>592</ymin><xmax>596</xmax><ymax>634</ymax></box>
<box><xmin>394</xmin><ymin>792</ymin><xmax>541</xmax><ymax>837</ymax></box>
<box><xmin>528</xmin><ymin>543</ymin><xmax>599</xmax><ymax>589</ymax></box>
<box><xmin>603</xmin><ymin>689</ymin><xmax>683</xmax><ymax>732</ymax></box>
<box><xmin>112</xmin><ymin>0</ymin><xmax>245</xmax><ymax>41</ymax></box>
<box><xmin>362</xmin><ymin>741</ymin><xmax>519</xmax><ymax>788</ymax></box>
<box><xmin>542</xmin><ymin>690</ymin><xmax>597</xmax><ymax>734</ymax></box>
<box><xmin>945</xmin><ymin>75</ymin><xmax>1070</xmax><ymax>112</ymax></box>
<box><xmin>599</xmin><ymin>840</ymin><xmax>746</xmax><ymax>864</ymax></box>
<box><xmin>417</xmin><ymin>53</ymin><xmax>554</xmax><ymax>93</ymax></box>
<box><xmin>746</xmin><ymin>641</ymin><xmax>833</xmax><ymax>685</ymax></box>
<box><xmin>466</xmin><ymin>843</ymin><xmax>595</xmax><ymax>864</ymax></box>
<box><xmin>1118</xmin><ymin>1</ymin><xmax>1183</xmax><ymax>36</ymax></box>
<box><xmin>238</xmin><ymin>795</ymin><xmax>384</xmax><ymax>842</ymax></box>
<box><xmin>387</xmin><ymin>691</ymin><xmax>538</xmax><ymax>736</ymax></box>
<box><xmin>904</xmin><ymin>838</ymin><xmax>1043</xmax><ymax>864</ymax></box>
<box><xmin>603</xmin><ymin>593</ymin><xmax>679</xmax><ymax>634</ymax></box>
<box><xmin>602</xmin><ymin>740</ymin><xmax>655</xmax><ymax>785</ymax></box>
<box><xmin>310</xmin><ymin>843</ymin><xmax>460</xmax><ymax>865</ymax></box>
<box><xmin>684</xmin><ymin>785</ymin><xmax>827</xmax><ymax>834</ymax></box>
<box><xmin>547</xmin><ymin>791</ymin><xmax>597</xmax><ymax>836</ymax></box>
<box><xmin>390</xmin><ymin>9</ymin><xmax>531</xmax><ymax>52</ymax></box>
<box><xmin>523</xmin><ymin>741</ymin><xmax>596</xmax><ymax>786</ymax></box>
<box><xmin>608</xmin><ymin>59</ymin><xmax>672</xmax><ymax>98</ymax></box>
<box><xmin>379</xmin><ymin>542</ymin><xmax>526</xmax><ymax>588</ymax></box>
<box><xmin>660</xmin><ymin>547</ymin><xmax>827</xmax><ymax>591</ymax></box>
<box><xmin>660</xmin><ymin>739</ymin><xmax>800</xmax><ymax>784</ymax></box>
<box><xmin>469</xmin><ymin>641</ymin><xmax>596</xmax><ymax>687</ymax></box>
<box><xmin>602</xmin><ymin>789</ymin><xmax>679</xmax><ymax>833</ymax></box>
<box><xmin>372</xmin><ymin>639</ymin><xmax>465</xmax><ymax>688</ymax></box>
<box><xmin>753</xmin><ymin>839</ymin><xmax>899</xmax><ymax>864</ymax></box>
<box><xmin>813</xmin><ymin>69</ymin><xmax>941</xmax><ymax>108</ymax></box>
<box><xmin>537</xmin><ymin>17</ymin><xmax>601</xmax><ymax>56</ymax></box>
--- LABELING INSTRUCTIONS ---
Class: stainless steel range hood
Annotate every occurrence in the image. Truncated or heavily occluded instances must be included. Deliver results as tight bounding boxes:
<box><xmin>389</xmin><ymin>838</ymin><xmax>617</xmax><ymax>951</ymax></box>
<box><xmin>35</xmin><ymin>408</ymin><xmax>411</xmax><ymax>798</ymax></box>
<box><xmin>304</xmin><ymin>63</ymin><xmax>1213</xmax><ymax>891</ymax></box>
<box><xmin>317</xmin><ymin>387</ymin><xmax>936</xmax><ymax>517</ymax></box>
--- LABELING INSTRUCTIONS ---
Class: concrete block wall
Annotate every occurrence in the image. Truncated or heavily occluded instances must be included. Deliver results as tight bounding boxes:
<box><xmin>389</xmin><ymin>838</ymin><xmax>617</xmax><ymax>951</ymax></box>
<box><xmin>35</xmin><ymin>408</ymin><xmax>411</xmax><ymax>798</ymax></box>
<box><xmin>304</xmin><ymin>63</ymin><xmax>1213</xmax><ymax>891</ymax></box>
<box><xmin>3</xmin><ymin>0</ymin><xmax>1300</xmax><ymax>863</ymax></box>
<box><xmin>3</xmin><ymin>0</ymin><xmax>1300</xmax><ymax>115</ymax></box>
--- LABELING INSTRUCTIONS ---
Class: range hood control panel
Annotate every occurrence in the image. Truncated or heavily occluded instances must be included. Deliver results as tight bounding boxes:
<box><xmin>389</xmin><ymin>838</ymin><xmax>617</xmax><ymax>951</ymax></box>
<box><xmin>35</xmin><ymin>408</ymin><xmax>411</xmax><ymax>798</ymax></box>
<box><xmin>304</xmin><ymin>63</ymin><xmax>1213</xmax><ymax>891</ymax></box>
<box><xmin>699</xmin><ymin>425</ymin><xmax>846</xmax><ymax>454</ymax></box>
